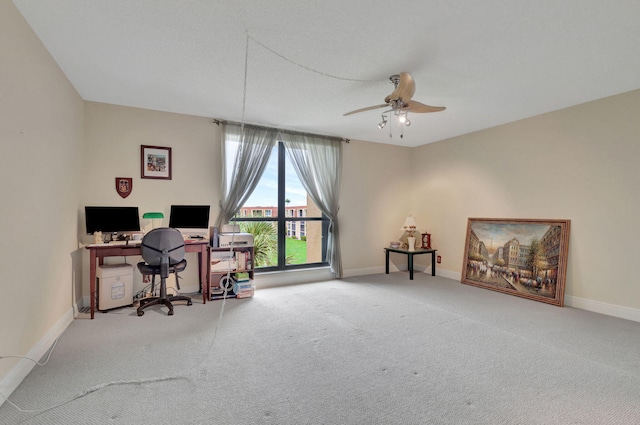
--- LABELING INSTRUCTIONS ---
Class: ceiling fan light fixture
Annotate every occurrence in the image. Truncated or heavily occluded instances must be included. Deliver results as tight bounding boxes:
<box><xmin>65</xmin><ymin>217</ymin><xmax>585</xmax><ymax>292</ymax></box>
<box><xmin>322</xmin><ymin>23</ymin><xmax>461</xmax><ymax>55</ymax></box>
<box><xmin>378</xmin><ymin>114</ymin><xmax>388</xmax><ymax>130</ymax></box>
<box><xmin>343</xmin><ymin>72</ymin><xmax>445</xmax><ymax>138</ymax></box>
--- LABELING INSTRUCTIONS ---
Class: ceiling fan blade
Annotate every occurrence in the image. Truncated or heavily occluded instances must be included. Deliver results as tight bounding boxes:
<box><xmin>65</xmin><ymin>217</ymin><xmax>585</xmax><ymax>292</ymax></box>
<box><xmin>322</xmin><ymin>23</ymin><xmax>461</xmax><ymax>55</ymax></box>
<box><xmin>405</xmin><ymin>100</ymin><xmax>446</xmax><ymax>113</ymax></box>
<box><xmin>385</xmin><ymin>72</ymin><xmax>416</xmax><ymax>103</ymax></box>
<box><xmin>343</xmin><ymin>104</ymin><xmax>388</xmax><ymax>116</ymax></box>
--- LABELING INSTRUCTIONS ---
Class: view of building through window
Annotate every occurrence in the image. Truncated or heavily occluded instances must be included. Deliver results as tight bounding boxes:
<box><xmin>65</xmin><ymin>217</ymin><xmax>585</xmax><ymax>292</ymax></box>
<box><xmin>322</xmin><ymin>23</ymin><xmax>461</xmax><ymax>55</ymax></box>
<box><xmin>227</xmin><ymin>141</ymin><xmax>328</xmax><ymax>270</ymax></box>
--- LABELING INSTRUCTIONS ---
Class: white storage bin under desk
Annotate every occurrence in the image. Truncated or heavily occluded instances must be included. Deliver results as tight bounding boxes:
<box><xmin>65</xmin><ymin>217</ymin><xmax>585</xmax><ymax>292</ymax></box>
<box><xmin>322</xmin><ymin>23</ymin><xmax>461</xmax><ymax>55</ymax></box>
<box><xmin>97</xmin><ymin>264</ymin><xmax>133</xmax><ymax>311</ymax></box>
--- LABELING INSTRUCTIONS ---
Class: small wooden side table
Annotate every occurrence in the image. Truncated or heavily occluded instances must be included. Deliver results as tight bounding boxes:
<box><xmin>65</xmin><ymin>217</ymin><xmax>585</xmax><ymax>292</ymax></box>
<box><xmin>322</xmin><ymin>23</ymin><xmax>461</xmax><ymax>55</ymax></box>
<box><xmin>385</xmin><ymin>247</ymin><xmax>437</xmax><ymax>280</ymax></box>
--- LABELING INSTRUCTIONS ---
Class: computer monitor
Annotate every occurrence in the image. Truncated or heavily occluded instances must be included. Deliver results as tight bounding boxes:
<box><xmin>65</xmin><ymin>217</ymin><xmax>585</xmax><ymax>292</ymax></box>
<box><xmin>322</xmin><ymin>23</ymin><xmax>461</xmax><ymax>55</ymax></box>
<box><xmin>169</xmin><ymin>205</ymin><xmax>211</xmax><ymax>238</ymax></box>
<box><xmin>85</xmin><ymin>206</ymin><xmax>140</xmax><ymax>235</ymax></box>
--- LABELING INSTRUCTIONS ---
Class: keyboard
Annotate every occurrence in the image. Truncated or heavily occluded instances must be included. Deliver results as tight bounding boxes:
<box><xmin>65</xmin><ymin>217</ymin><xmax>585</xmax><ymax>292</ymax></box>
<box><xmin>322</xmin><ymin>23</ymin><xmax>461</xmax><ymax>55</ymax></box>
<box><xmin>109</xmin><ymin>240</ymin><xmax>141</xmax><ymax>245</ymax></box>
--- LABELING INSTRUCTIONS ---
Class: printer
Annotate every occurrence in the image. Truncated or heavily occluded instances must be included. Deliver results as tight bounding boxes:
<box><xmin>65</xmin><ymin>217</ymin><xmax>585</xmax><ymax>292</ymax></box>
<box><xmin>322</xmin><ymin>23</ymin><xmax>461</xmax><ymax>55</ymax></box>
<box><xmin>218</xmin><ymin>232</ymin><xmax>254</xmax><ymax>248</ymax></box>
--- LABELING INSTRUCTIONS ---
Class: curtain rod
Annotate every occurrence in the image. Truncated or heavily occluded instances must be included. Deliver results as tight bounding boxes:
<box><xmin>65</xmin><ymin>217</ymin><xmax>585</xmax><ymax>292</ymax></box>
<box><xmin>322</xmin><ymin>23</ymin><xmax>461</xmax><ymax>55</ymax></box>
<box><xmin>212</xmin><ymin>119</ymin><xmax>349</xmax><ymax>143</ymax></box>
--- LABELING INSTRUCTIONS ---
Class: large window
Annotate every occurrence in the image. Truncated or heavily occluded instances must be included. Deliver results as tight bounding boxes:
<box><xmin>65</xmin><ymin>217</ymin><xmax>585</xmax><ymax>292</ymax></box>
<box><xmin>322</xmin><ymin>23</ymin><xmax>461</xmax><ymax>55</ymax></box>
<box><xmin>227</xmin><ymin>141</ymin><xmax>329</xmax><ymax>271</ymax></box>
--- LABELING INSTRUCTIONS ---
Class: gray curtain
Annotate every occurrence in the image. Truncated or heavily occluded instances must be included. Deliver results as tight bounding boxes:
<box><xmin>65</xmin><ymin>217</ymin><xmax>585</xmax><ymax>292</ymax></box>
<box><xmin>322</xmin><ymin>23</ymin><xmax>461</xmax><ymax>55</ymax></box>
<box><xmin>216</xmin><ymin>123</ymin><xmax>277</xmax><ymax>229</ymax></box>
<box><xmin>279</xmin><ymin>132</ymin><xmax>343</xmax><ymax>278</ymax></box>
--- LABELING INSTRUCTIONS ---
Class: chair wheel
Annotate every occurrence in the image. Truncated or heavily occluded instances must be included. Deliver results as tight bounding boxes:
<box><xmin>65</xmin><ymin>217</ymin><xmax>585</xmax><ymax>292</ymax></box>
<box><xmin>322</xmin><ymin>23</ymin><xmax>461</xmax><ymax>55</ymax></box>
<box><xmin>137</xmin><ymin>311</ymin><xmax>144</xmax><ymax>316</ymax></box>
<box><xmin>187</xmin><ymin>300</ymin><xmax>193</xmax><ymax>306</ymax></box>
<box><xmin>168</xmin><ymin>310</ymin><xmax>174</xmax><ymax>316</ymax></box>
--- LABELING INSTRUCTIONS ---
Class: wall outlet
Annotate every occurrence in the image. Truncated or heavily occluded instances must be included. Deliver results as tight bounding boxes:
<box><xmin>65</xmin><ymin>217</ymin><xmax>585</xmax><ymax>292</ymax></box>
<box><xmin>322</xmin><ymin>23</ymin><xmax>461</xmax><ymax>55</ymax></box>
<box><xmin>437</xmin><ymin>255</ymin><xmax>442</xmax><ymax>264</ymax></box>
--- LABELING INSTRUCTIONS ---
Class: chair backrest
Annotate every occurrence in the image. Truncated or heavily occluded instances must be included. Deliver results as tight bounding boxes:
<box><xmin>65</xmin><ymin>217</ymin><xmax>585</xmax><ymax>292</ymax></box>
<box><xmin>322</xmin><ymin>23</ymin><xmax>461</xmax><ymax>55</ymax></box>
<box><xmin>140</xmin><ymin>227</ymin><xmax>185</xmax><ymax>266</ymax></box>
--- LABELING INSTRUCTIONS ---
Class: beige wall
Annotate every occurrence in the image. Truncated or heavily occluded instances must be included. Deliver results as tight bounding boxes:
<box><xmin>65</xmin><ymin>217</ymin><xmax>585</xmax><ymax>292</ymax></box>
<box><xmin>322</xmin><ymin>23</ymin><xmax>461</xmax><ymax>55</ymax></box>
<box><xmin>80</xmin><ymin>102</ymin><xmax>221</xmax><ymax>297</ymax></box>
<box><xmin>411</xmin><ymin>89</ymin><xmax>640</xmax><ymax>313</ymax></box>
<box><xmin>1</xmin><ymin>0</ymin><xmax>84</xmax><ymax>391</ymax></box>
<box><xmin>339</xmin><ymin>139</ymin><xmax>413</xmax><ymax>274</ymax></box>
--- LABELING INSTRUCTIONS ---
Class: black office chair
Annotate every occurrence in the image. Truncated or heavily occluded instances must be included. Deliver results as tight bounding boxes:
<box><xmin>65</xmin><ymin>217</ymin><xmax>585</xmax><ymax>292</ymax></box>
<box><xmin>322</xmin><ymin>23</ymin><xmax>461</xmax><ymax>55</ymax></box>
<box><xmin>137</xmin><ymin>227</ymin><xmax>192</xmax><ymax>316</ymax></box>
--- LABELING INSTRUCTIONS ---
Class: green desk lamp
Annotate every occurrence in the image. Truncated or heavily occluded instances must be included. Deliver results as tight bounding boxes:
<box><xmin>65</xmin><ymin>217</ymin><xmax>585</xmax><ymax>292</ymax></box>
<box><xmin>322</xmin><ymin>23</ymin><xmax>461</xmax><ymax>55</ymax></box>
<box><xmin>143</xmin><ymin>212</ymin><xmax>164</xmax><ymax>231</ymax></box>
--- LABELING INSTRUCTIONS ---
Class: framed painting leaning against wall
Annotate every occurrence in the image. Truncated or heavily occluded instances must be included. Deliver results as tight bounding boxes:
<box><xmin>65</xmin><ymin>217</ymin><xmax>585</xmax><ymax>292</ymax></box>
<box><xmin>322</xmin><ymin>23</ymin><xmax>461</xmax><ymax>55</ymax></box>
<box><xmin>461</xmin><ymin>218</ymin><xmax>570</xmax><ymax>306</ymax></box>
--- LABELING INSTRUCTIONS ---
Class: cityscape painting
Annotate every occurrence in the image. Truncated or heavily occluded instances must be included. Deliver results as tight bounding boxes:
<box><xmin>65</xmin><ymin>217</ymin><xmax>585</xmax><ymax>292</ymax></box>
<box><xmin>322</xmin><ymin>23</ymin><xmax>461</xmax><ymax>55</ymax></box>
<box><xmin>461</xmin><ymin>218</ymin><xmax>571</xmax><ymax>306</ymax></box>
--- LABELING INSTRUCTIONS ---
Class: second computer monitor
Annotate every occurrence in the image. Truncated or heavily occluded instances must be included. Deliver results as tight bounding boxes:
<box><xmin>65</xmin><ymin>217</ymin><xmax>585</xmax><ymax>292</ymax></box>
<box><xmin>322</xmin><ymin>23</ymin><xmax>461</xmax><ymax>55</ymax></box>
<box><xmin>169</xmin><ymin>205</ymin><xmax>211</xmax><ymax>239</ymax></box>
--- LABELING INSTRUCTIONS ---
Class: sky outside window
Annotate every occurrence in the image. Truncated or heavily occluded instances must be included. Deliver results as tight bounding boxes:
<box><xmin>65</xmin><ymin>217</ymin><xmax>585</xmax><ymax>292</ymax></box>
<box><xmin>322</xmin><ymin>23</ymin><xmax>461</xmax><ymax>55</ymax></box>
<box><xmin>226</xmin><ymin>141</ymin><xmax>307</xmax><ymax>208</ymax></box>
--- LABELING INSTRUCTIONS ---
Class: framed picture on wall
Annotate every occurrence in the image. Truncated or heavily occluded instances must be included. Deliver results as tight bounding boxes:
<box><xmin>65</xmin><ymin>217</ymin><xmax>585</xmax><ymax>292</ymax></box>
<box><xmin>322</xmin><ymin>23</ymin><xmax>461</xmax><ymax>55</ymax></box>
<box><xmin>461</xmin><ymin>218</ymin><xmax>570</xmax><ymax>306</ymax></box>
<box><xmin>141</xmin><ymin>145</ymin><xmax>172</xmax><ymax>180</ymax></box>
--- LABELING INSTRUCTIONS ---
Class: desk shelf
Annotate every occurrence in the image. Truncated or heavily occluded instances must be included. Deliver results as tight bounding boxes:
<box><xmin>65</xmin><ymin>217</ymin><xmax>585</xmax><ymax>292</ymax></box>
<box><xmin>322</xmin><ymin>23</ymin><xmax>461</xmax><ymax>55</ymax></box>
<box><xmin>209</xmin><ymin>246</ymin><xmax>254</xmax><ymax>300</ymax></box>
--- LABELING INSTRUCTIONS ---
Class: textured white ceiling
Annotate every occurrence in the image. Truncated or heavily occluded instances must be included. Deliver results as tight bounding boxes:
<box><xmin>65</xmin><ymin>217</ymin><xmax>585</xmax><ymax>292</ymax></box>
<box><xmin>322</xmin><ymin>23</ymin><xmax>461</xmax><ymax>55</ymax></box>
<box><xmin>13</xmin><ymin>0</ymin><xmax>640</xmax><ymax>147</ymax></box>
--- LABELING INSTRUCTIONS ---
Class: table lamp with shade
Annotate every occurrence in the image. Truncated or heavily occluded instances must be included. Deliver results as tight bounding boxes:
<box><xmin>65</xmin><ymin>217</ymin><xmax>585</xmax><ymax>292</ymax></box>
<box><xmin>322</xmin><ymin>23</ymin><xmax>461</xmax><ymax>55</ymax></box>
<box><xmin>401</xmin><ymin>216</ymin><xmax>418</xmax><ymax>251</ymax></box>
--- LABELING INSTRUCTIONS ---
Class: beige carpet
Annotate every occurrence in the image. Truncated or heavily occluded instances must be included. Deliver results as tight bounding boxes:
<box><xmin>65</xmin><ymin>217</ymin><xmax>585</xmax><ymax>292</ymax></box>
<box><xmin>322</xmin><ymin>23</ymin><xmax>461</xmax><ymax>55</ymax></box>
<box><xmin>2</xmin><ymin>272</ymin><xmax>640</xmax><ymax>424</ymax></box>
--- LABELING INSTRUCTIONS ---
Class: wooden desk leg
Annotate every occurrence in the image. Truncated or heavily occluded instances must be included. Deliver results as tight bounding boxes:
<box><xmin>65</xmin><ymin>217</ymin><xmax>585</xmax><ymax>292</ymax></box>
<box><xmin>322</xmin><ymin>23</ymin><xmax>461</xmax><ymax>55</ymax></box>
<box><xmin>432</xmin><ymin>251</ymin><xmax>436</xmax><ymax>276</ymax></box>
<box><xmin>199</xmin><ymin>246</ymin><xmax>208</xmax><ymax>304</ymax></box>
<box><xmin>205</xmin><ymin>247</ymin><xmax>210</xmax><ymax>303</ymax></box>
<box><xmin>197</xmin><ymin>249</ymin><xmax>202</xmax><ymax>294</ymax></box>
<box><xmin>408</xmin><ymin>253</ymin><xmax>414</xmax><ymax>280</ymax></box>
<box><xmin>385</xmin><ymin>249</ymin><xmax>390</xmax><ymax>274</ymax></box>
<box><xmin>89</xmin><ymin>250</ymin><xmax>97</xmax><ymax>319</ymax></box>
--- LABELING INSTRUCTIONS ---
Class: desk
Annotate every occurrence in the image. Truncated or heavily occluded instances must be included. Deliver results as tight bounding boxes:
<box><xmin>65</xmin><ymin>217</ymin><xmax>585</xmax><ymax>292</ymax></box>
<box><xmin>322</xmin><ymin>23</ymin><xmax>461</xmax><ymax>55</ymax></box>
<box><xmin>385</xmin><ymin>247</ymin><xmax>437</xmax><ymax>280</ymax></box>
<box><xmin>86</xmin><ymin>240</ymin><xmax>209</xmax><ymax>319</ymax></box>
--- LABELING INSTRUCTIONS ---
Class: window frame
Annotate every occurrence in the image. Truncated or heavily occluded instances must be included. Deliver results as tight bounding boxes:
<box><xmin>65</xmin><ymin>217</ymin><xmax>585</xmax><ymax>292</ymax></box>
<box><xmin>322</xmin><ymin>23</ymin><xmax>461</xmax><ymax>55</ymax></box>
<box><xmin>231</xmin><ymin>141</ymin><xmax>329</xmax><ymax>272</ymax></box>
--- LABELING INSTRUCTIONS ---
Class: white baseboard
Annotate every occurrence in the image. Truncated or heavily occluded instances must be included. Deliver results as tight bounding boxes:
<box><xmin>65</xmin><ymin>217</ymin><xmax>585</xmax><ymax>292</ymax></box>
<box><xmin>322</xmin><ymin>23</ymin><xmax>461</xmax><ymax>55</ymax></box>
<box><xmin>255</xmin><ymin>268</ymin><xmax>335</xmax><ymax>288</ymax></box>
<box><xmin>342</xmin><ymin>266</ymin><xmax>385</xmax><ymax>278</ymax></box>
<box><xmin>0</xmin><ymin>308</ymin><xmax>74</xmax><ymax>407</ymax></box>
<box><xmin>426</xmin><ymin>268</ymin><xmax>640</xmax><ymax>323</ymax></box>
<box><xmin>564</xmin><ymin>295</ymin><xmax>640</xmax><ymax>323</ymax></box>
<box><xmin>434</xmin><ymin>268</ymin><xmax>462</xmax><ymax>281</ymax></box>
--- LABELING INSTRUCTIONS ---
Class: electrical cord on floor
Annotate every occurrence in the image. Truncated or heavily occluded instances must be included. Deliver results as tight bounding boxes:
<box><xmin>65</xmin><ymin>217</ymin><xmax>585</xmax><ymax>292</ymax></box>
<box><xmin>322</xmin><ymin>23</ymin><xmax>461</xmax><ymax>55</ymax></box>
<box><xmin>1</xmin><ymin>228</ymin><xmax>240</xmax><ymax>416</ymax></box>
<box><xmin>187</xmin><ymin>228</ymin><xmax>236</xmax><ymax>372</ymax></box>
<box><xmin>1</xmin><ymin>375</ymin><xmax>190</xmax><ymax>414</ymax></box>
<box><xmin>0</xmin><ymin>331</ymin><xmax>192</xmax><ymax>415</ymax></box>
<box><xmin>0</xmin><ymin>337</ymin><xmax>76</xmax><ymax>413</ymax></box>
<box><xmin>0</xmin><ymin>336</ymin><xmax>59</xmax><ymax>367</ymax></box>
<box><xmin>0</xmin><ymin>337</ymin><xmax>62</xmax><ymax>409</ymax></box>
<box><xmin>133</xmin><ymin>282</ymin><xmax>155</xmax><ymax>300</ymax></box>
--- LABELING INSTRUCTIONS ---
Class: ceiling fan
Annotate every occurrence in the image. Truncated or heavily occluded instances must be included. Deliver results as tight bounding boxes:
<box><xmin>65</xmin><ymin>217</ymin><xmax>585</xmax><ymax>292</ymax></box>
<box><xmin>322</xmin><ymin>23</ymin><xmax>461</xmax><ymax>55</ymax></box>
<box><xmin>343</xmin><ymin>72</ymin><xmax>445</xmax><ymax>117</ymax></box>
